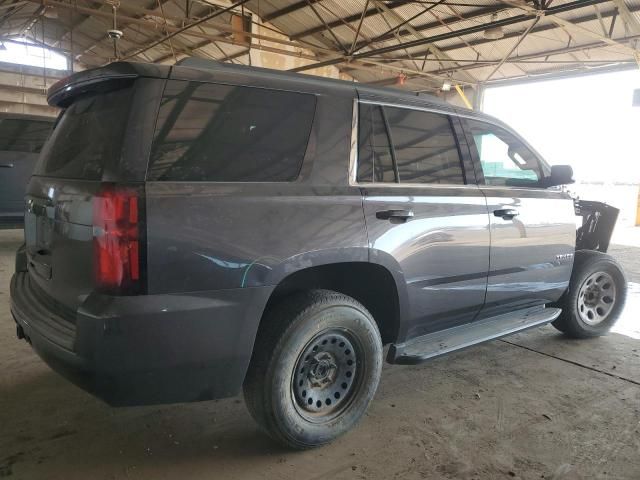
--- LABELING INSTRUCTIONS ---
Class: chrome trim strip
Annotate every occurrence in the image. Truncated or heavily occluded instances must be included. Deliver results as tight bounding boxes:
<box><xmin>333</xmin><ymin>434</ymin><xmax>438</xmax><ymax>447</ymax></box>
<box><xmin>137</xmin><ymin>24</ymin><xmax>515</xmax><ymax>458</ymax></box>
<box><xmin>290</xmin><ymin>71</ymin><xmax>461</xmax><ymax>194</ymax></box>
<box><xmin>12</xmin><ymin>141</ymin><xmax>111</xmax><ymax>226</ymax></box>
<box><xmin>348</xmin><ymin>97</ymin><xmax>359</xmax><ymax>186</ymax></box>
<box><xmin>359</xmin><ymin>98</ymin><xmax>504</xmax><ymax>127</ymax></box>
<box><xmin>355</xmin><ymin>182</ymin><xmax>480</xmax><ymax>190</ymax></box>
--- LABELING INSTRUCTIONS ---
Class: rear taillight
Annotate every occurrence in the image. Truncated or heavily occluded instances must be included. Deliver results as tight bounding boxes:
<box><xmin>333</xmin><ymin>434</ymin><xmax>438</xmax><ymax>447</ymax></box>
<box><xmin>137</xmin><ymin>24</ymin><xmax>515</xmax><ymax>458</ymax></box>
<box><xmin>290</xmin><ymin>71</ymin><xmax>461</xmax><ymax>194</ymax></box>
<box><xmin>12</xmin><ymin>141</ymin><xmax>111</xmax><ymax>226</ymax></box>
<box><xmin>93</xmin><ymin>184</ymin><xmax>144</xmax><ymax>294</ymax></box>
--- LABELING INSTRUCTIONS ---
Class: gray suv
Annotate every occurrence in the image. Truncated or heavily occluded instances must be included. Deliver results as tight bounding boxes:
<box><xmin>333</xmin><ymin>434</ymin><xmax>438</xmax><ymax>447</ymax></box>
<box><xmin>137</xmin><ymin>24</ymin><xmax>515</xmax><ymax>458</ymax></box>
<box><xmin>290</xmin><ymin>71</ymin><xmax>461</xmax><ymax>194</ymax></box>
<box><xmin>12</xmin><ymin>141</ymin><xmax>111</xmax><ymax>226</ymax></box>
<box><xmin>10</xmin><ymin>59</ymin><xmax>626</xmax><ymax>449</ymax></box>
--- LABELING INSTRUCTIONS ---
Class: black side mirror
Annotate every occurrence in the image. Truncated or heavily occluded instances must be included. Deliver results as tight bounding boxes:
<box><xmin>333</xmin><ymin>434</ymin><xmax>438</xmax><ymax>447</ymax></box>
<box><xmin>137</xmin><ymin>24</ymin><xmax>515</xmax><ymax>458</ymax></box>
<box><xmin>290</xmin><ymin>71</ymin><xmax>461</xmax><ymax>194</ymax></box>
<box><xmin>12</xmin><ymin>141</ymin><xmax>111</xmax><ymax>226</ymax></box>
<box><xmin>543</xmin><ymin>165</ymin><xmax>574</xmax><ymax>187</ymax></box>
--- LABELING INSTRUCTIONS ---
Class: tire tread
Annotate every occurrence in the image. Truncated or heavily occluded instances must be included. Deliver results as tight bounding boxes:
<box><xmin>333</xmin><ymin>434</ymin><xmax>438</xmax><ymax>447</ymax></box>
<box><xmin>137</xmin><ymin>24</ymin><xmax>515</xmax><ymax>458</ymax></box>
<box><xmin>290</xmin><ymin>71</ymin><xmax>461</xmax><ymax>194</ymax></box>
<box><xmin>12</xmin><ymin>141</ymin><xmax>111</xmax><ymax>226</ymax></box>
<box><xmin>243</xmin><ymin>289</ymin><xmax>380</xmax><ymax>449</ymax></box>
<box><xmin>552</xmin><ymin>250</ymin><xmax>627</xmax><ymax>338</ymax></box>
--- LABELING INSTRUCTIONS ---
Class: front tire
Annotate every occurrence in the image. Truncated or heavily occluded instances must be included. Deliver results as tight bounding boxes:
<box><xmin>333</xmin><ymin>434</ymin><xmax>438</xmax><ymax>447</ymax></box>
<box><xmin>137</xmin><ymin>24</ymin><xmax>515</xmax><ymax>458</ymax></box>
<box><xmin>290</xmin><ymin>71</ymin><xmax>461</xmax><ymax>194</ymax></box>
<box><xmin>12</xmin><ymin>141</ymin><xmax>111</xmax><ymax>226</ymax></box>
<box><xmin>243</xmin><ymin>290</ymin><xmax>383</xmax><ymax>449</ymax></box>
<box><xmin>552</xmin><ymin>250</ymin><xmax>627</xmax><ymax>338</ymax></box>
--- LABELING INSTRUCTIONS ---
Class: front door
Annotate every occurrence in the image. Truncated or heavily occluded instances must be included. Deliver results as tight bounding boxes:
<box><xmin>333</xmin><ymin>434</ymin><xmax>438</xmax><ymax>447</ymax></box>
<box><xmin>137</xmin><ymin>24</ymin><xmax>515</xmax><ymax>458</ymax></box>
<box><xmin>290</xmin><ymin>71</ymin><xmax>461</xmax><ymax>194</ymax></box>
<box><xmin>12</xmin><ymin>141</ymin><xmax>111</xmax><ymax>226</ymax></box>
<box><xmin>461</xmin><ymin>117</ymin><xmax>576</xmax><ymax>319</ymax></box>
<box><xmin>356</xmin><ymin>100</ymin><xmax>490</xmax><ymax>341</ymax></box>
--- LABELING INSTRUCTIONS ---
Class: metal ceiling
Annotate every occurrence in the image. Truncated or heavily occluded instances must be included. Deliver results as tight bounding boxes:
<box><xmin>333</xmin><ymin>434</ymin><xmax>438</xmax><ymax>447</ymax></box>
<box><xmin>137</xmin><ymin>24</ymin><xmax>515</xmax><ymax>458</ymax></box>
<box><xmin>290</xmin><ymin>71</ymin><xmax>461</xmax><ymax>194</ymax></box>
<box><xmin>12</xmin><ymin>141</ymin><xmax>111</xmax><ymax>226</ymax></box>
<box><xmin>0</xmin><ymin>0</ymin><xmax>638</xmax><ymax>93</ymax></box>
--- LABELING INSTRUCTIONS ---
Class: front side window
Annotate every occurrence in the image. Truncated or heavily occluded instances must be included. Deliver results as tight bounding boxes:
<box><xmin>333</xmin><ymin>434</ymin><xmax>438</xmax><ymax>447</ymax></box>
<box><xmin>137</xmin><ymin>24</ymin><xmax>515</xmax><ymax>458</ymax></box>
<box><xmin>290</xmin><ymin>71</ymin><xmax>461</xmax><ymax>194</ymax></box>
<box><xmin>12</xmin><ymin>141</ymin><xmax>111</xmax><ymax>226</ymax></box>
<box><xmin>148</xmin><ymin>81</ymin><xmax>316</xmax><ymax>182</ymax></box>
<box><xmin>357</xmin><ymin>103</ymin><xmax>464</xmax><ymax>185</ymax></box>
<box><xmin>466</xmin><ymin>119</ymin><xmax>545</xmax><ymax>187</ymax></box>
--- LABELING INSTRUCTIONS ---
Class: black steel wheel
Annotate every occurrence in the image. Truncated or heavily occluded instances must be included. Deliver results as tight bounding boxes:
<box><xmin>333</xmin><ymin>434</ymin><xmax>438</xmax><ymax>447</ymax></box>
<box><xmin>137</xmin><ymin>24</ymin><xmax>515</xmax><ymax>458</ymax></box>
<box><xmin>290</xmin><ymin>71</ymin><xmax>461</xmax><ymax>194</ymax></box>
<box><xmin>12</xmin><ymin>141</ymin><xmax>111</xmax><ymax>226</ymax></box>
<box><xmin>292</xmin><ymin>330</ymin><xmax>360</xmax><ymax>421</ymax></box>
<box><xmin>243</xmin><ymin>290</ymin><xmax>382</xmax><ymax>449</ymax></box>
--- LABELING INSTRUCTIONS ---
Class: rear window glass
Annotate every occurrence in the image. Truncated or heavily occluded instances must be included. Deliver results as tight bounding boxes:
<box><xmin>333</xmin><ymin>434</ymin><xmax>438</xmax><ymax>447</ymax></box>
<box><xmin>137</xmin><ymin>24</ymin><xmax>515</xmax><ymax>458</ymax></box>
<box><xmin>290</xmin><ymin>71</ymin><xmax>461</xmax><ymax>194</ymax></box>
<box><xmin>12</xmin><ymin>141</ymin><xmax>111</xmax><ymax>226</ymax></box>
<box><xmin>357</xmin><ymin>104</ymin><xmax>464</xmax><ymax>185</ymax></box>
<box><xmin>147</xmin><ymin>80</ymin><xmax>316</xmax><ymax>182</ymax></box>
<box><xmin>386</xmin><ymin>107</ymin><xmax>463</xmax><ymax>185</ymax></box>
<box><xmin>0</xmin><ymin>118</ymin><xmax>52</xmax><ymax>153</ymax></box>
<box><xmin>34</xmin><ymin>86</ymin><xmax>133</xmax><ymax>180</ymax></box>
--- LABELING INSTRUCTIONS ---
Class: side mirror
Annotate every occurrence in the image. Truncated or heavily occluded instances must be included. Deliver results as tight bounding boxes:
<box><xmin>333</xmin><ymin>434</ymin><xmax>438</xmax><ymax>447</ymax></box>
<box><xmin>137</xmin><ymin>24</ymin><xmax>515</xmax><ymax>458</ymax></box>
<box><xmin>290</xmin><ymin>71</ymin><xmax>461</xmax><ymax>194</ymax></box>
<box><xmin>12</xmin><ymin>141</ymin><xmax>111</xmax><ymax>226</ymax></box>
<box><xmin>544</xmin><ymin>165</ymin><xmax>574</xmax><ymax>187</ymax></box>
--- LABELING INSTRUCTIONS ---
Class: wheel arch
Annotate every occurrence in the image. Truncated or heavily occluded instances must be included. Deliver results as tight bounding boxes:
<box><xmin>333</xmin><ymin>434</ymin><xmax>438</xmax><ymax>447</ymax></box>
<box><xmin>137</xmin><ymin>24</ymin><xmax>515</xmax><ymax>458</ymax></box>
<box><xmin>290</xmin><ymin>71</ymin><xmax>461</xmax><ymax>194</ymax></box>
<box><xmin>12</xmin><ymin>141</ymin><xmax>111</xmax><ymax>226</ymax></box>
<box><xmin>258</xmin><ymin>260</ymin><xmax>407</xmax><ymax>346</ymax></box>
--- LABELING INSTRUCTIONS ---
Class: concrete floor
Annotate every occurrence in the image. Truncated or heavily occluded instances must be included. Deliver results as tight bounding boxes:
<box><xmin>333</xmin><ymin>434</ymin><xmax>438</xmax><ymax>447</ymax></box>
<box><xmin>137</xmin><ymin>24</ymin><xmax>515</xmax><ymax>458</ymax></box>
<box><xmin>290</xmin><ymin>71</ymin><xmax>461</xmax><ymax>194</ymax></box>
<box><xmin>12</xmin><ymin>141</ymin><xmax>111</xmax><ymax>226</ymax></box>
<box><xmin>1</xmin><ymin>228</ymin><xmax>639</xmax><ymax>480</ymax></box>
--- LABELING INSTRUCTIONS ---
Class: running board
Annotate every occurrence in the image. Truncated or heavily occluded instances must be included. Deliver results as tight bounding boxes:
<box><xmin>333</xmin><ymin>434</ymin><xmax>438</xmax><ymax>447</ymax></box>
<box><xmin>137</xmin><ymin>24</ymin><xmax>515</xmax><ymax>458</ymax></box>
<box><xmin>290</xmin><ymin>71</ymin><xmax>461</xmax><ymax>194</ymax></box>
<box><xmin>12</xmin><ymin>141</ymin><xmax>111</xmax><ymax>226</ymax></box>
<box><xmin>388</xmin><ymin>306</ymin><xmax>562</xmax><ymax>365</ymax></box>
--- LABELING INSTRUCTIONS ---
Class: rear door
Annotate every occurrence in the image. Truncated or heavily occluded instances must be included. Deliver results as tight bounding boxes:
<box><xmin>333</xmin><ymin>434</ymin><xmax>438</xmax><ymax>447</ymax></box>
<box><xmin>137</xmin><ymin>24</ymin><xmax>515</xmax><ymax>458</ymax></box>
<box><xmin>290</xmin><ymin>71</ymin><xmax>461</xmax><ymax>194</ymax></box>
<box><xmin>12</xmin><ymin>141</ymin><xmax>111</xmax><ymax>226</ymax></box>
<box><xmin>0</xmin><ymin>116</ymin><xmax>52</xmax><ymax>222</ymax></box>
<box><xmin>357</xmin><ymin>99</ymin><xmax>490</xmax><ymax>341</ymax></box>
<box><xmin>460</xmin><ymin>116</ymin><xmax>575</xmax><ymax>319</ymax></box>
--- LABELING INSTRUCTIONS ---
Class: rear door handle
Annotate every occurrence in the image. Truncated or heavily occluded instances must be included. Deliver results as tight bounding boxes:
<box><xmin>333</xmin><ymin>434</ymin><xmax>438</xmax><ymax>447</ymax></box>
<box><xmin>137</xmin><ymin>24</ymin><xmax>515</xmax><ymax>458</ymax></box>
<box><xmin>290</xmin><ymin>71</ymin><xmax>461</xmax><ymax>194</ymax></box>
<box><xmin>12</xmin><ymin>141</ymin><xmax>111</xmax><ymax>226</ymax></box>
<box><xmin>0</xmin><ymin>163</ymin><xmax>14</xmax><ymax>168</ymax></box>
<box><xmin>494</xmin><ymin>208</ymin><xmax>519</xmax><ymax>220</ymax></box>
<box><xmin>376</xmin><ymin>209</ymin><xmax>414</xmax><ymax>221</ymax></box>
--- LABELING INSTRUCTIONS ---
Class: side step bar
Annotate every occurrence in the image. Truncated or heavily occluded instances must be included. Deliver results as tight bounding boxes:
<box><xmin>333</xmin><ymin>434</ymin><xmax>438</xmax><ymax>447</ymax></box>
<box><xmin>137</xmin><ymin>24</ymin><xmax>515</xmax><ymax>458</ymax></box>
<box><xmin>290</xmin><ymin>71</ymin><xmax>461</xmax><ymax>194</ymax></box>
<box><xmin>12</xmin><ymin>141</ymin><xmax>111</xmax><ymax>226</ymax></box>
<box><xmin>388</xmin><ymin>306</ymin><xmax>562</xmax><ymax>365</ymax></box>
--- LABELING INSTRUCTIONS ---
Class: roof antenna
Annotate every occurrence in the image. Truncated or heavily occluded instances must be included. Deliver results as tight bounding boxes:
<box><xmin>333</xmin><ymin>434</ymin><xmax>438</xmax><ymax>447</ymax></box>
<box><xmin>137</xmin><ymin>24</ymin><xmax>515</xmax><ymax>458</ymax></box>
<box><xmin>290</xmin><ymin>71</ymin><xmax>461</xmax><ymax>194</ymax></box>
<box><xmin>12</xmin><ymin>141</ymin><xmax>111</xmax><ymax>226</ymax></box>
<box><xmin>106</xmin><ymin>0</ymin><xmax>123</xmax><ymax>61</ymax></box>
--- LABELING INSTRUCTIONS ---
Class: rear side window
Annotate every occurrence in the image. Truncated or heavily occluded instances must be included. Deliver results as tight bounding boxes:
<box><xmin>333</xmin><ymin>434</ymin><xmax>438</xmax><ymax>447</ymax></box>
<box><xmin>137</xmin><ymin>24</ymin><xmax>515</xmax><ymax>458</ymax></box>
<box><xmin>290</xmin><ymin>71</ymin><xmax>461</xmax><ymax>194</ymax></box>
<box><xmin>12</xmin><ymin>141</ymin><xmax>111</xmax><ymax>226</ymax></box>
<box><xmin>357</xmin><ymin>103</ymin><xmax>464</xmax><ymax>185</ymax></box>
<box><xmin>386</xmin><ymin>107</ymin><xmax>463</xmax><ymax>184</ymax></box>
<box><xmin>34</xmin><ymin>85</ymin><xmax>133</xmax><ymax>180</ymax></box>
<box><xmin>147</xmin><ymin>81</ymin><xmax>316</xmax><ymax>182</ymax></box>
<box><xmin>0</xmin><ymin>118</ymin><xmax>52</xmax><ymax>153</ymax></box>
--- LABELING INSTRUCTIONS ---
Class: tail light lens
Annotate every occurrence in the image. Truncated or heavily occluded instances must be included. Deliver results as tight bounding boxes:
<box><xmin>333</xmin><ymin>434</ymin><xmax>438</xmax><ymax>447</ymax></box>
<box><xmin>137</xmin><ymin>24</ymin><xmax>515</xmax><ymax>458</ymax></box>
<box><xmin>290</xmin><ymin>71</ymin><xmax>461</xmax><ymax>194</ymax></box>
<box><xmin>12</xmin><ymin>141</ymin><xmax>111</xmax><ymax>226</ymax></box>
<box><xmin>93</xmin><ymin>183</ymin><xmax>145</xmax><ymax>294</ymax></box>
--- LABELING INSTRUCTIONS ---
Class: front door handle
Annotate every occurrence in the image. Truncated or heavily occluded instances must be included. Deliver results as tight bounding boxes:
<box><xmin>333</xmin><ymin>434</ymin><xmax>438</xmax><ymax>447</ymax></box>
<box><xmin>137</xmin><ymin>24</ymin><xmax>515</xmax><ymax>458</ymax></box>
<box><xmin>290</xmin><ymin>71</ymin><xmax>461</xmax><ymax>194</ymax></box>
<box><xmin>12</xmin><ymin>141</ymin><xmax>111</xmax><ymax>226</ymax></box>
<box><xmin>0</xmin><ymin>163</ymin><xmax>14</xmax><ymax>168</ymax></box>
<box><xmin>494</xmin><ymin>208</ymin><xmax>519</xmax><ymax>220</ymax></box>
<box><xmin>376</xmin><ymin>209</ymin><xmax>414</xmax><ymax>222</ymax></box>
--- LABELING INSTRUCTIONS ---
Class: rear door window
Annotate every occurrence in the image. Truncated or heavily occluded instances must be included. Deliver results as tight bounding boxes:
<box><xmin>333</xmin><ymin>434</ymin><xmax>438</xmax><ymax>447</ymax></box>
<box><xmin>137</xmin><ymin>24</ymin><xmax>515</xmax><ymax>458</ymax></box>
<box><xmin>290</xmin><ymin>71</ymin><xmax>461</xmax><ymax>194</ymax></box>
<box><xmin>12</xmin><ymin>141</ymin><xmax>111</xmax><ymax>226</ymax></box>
<box><xmin>34</xmin><ymin>85</ymin><xmax>133</xmax><ymax>180</ymax></box>
<box><xmin>147</xmin><ymin>81</ymin><xmax>316</xmax><ymax>182</ymax></box>
<box><xmin>357</xmin><ymin>103</ymin><xmax>465</xmax><ymax>185</ymax></box>
<box><xmin>0</xmin><ymin>118</ymin><xmax>52</xmax><ymax>153</ymax></box>
<box><xmin>386</xmin><ymin>107</ymin><xmax>464</xmax><ymax>185</ymax></box>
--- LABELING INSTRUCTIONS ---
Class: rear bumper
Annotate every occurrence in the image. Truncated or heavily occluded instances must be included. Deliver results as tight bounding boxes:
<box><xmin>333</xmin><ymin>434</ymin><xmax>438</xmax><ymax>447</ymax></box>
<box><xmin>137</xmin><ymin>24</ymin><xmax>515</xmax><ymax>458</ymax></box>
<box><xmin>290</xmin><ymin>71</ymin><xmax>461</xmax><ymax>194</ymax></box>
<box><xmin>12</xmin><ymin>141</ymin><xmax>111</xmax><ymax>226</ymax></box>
<box><xmin>11</xmin><ymin>271</ymin><xmax>273</xmax><ymax>406</ymax></box>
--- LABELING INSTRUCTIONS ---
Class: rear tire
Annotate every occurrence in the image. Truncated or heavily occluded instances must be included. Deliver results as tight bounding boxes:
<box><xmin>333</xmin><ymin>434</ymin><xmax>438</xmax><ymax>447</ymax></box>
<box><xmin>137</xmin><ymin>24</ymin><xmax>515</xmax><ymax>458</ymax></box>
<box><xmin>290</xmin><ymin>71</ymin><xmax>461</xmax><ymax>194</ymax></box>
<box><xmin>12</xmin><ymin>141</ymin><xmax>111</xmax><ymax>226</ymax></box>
<box><xmin>552</xmin><ymin>250</ymin><xmax>627</xmax><ymax>338</ymax></box>
<box><xmin>243</xmin><ymin>289</ymin><xmax>382</xmax><ymax>449</ymax></box>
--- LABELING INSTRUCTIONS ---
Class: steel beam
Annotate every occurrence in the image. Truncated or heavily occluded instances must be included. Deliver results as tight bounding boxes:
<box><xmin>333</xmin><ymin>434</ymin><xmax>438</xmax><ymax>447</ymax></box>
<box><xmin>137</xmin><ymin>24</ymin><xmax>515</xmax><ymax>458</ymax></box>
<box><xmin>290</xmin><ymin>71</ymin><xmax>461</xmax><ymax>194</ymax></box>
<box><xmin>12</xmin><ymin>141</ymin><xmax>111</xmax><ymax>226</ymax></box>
<box><xmin>430</xmin><ymin>34</ymin><xmax>640</xmax><ymax>75</ymax></box>
<box><xmin>290</xmin><ymin>0</ymin><xmax>426</xmax><ymax>40</ymax></box>
<box><xmin>371</xmin><ymin>4</ymin><xmax>640</xmax><ymax>65</ymax></box>
<box><xmin>293</xmin><ymin>0</ymin><xmax>609</xmax><ymax>72</ymax></box>
<box><xmin>484</xmin><ymin>17</ymin><xmax>540</xmax><ymax>81</ymax></box>
<box><xmin>501</xmin><ymin>0</ymin><xmax>639</xmax><ymax>56</ymax></box>
<box><xmin>262</xmin><ymin>0</ymin><xmax>322</xmax><ymax>22</ymax></box>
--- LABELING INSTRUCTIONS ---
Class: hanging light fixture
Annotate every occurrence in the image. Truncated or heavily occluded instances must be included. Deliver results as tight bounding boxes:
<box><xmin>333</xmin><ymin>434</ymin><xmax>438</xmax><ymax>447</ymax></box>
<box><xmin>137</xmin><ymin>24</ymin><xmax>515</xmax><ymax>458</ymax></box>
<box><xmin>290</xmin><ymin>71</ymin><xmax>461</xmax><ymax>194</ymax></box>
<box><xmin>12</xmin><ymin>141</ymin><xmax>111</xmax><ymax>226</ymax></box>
<box><xmin>106</xmin><ymin>0</ymin><xmax>123</xmax><ymax>61</ymax></box>
<box><xmin>484</xmin><ymin>13</ymin><xmax>505</xmax><ymax>40</ymax></box>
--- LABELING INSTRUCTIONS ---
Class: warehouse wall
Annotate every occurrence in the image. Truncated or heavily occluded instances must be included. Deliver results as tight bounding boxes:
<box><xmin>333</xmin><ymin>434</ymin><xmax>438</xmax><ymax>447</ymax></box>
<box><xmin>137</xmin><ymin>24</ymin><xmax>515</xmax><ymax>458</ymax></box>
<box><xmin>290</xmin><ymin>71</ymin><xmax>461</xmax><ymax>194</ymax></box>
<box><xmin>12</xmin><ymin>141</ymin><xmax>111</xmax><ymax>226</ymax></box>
<box><xmin>0</xmin><ymin>62</ymin><xmax>63</xmax><ymax>117</ymax></box>
<box><xmin>248</xmin><ymin>18</ymin><xmax>354</xmax><ymax>82</ymax></box>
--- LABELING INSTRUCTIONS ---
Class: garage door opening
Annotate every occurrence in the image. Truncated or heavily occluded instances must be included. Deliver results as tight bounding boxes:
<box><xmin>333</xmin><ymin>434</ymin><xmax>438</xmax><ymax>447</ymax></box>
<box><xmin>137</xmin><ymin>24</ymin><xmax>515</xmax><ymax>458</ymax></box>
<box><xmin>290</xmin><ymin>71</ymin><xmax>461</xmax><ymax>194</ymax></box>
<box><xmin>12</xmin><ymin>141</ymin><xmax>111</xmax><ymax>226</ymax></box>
<box><xmin>483</xmin><ymin>69</ymin><xmax>640</xmax><ymax>340</ymax></box>
<box><xmin>482</xmin><ymin>69</ymin><xmax>640</xmax><ymax>247</ymax></box>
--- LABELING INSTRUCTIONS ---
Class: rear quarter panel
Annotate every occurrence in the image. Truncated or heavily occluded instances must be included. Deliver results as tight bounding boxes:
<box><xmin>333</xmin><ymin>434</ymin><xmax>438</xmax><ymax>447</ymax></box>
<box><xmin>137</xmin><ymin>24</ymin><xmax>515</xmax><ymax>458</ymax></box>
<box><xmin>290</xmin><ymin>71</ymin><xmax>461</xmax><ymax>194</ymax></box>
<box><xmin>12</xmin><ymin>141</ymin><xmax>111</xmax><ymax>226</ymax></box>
<box><xmin>144</xmin><ymin>87</ymin><xmax>369</xmax><ymax>294</ymax></box>
<box><xmin>144</xmin><ymin>184</ymin><xmax>368</xmax><ymax>292</ymax></box>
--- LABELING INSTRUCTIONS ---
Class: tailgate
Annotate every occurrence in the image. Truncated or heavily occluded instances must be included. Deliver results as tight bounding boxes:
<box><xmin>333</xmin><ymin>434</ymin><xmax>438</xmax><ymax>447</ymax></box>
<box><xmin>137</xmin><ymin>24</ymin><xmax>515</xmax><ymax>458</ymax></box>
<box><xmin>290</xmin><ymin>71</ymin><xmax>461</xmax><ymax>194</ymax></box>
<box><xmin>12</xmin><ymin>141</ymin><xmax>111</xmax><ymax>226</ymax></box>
<box><xmin>22</xmin><ymin>73</ymin><xmax>162</xmax><ymax>311</ymax></box>
<box><xmin>24</xmin><ymin>177</ymin><xmax>101</xmax><ymax>312</ymax></box>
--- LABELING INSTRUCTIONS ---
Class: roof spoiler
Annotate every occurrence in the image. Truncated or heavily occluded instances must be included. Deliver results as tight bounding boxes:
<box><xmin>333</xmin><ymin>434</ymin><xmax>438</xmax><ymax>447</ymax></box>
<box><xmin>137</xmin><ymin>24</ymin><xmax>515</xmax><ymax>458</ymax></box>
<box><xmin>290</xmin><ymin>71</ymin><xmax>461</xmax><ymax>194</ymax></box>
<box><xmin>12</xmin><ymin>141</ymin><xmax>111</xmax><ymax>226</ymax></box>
<box><xmin>47</xmin><ymin>62</ymin><xmax>169</xmax><ymax>108</ymax></box>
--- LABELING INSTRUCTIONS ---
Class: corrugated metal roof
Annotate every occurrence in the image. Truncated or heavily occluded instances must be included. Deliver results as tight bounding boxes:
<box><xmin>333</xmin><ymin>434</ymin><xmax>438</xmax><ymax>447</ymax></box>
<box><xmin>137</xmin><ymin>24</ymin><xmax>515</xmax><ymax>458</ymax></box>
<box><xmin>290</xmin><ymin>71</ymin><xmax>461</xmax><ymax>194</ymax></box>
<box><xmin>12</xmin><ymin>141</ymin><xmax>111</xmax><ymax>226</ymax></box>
<box><xmin>0</xmin><ymin>0</ymin><xmax>636</xmax><ymax>90</ymax></box>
